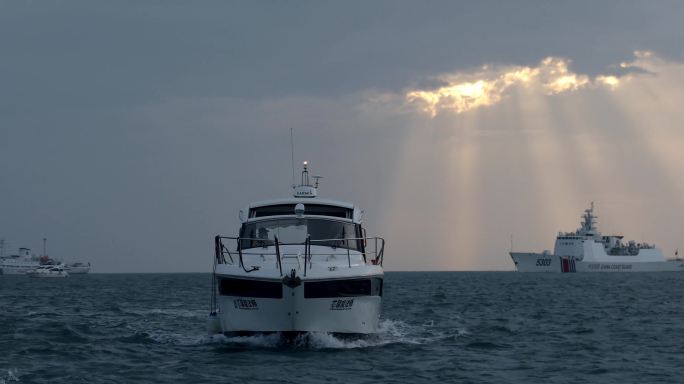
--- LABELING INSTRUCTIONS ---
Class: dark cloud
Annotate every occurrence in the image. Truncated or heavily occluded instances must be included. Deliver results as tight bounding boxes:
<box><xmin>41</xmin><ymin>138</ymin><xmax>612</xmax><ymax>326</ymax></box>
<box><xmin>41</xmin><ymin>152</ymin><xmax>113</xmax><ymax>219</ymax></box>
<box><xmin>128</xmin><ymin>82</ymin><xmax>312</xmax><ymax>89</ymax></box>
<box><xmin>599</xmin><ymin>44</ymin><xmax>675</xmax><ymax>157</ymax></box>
<box><xmin>2</xmin><ymin>0</ymin><xmax>684</xmax><ymax>109</ymax></box>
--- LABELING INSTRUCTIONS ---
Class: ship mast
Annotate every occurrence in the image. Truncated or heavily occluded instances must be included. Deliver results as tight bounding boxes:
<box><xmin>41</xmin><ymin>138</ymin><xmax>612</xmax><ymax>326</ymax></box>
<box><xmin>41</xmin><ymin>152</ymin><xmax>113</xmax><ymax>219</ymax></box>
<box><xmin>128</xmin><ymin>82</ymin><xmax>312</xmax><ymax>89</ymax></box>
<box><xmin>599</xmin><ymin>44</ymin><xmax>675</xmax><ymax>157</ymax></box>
<box><xmin>578</xmin><ymin>202</ymin><xmax>600</xmax><ymax>238</ymax></box>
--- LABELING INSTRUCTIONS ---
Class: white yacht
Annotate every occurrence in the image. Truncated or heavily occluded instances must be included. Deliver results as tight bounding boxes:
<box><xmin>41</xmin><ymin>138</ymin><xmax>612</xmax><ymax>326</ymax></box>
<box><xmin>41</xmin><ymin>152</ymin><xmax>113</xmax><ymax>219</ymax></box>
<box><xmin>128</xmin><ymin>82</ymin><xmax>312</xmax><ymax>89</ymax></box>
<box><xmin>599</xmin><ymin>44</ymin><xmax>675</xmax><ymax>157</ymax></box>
<box><xmin>26</xmin><ymin>264</ymin><xmax>69</xmax><ymax>278</ymax></box>
<box><xmin>209</xmin><ymin>162</ymin><xmax>385</xmax><ymax>336</ymax></box>
<box><xmin>0</xmin><ymin>247</ymin><xmax>41</xmax><ymax>275</ymax></box>
<box><xmin>65</xmin><ymin>262</ymin><xmax>91</xmax><ymax>274</ymax></box>
<box><xmin>510</xmin><ymin>203</ymin><xmax>684</xmax><ymax>272</ymax></box>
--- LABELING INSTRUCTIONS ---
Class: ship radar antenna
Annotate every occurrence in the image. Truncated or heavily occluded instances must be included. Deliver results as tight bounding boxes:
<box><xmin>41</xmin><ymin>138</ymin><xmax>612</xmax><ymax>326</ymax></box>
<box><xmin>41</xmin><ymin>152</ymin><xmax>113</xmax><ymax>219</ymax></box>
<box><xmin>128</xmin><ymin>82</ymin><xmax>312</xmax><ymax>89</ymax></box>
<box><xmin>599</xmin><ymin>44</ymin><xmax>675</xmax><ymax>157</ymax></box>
<box><xmin>313</xmin><ymin>175</ymin><xmax>323</xmax><ymax>188</ymax></box>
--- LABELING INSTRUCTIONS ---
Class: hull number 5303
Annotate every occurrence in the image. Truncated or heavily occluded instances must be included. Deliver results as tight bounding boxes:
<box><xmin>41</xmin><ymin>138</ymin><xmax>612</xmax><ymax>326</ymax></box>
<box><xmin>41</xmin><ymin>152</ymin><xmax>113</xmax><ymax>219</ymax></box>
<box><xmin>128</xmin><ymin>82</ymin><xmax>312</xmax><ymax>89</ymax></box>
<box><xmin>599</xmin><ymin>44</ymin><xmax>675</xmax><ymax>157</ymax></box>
<box><xmin>536</xmin><ymin>259</ymin><xmax>552</xmax><ymax>267</ymax></box>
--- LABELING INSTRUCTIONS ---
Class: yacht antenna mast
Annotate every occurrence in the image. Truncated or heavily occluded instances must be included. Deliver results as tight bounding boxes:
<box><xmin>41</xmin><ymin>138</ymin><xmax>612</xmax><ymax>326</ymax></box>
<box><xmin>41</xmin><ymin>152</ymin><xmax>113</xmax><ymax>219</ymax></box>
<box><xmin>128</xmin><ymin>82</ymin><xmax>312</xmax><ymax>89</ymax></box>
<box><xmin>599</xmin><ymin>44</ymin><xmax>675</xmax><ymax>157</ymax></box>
<box><xmin>290</xmin><ymin>128</ymin><xmax>296</xmax><ymax>189</ymax></box>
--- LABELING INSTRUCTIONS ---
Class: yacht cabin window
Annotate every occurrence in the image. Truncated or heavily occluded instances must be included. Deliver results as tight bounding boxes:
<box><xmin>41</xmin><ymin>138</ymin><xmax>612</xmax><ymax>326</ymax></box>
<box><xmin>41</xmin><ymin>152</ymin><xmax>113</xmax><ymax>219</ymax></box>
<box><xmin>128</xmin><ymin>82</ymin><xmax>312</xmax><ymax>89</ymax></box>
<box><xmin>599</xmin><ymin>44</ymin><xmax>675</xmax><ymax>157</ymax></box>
<box><xmin>250</xmin><ymin>204</ymin><xmax>352</xmax><ymax>219</ymax></box>
<box><xmin>240</xmin><ymin>218</ymin><xmax>362</xmax><ymax>251</ymax></box>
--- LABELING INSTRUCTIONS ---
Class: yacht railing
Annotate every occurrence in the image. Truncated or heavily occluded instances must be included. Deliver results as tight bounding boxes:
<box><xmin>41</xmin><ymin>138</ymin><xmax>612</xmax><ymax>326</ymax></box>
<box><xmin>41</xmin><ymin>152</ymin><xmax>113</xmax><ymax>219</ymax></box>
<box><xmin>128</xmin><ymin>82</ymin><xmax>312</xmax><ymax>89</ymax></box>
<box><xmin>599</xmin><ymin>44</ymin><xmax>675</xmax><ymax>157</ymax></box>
<box><xmin>214</xmin><ymin>235</ymin><xmax>385</xmax><ymax>276</ymax></box>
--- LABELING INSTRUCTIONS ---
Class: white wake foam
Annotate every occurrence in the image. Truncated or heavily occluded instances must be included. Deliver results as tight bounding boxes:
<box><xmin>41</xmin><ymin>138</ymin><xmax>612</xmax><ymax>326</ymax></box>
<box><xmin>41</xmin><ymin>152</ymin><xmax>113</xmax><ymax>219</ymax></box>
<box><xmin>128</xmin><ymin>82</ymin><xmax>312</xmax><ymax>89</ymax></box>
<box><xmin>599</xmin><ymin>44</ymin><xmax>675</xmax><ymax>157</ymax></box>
<box><xmin>224</xmin><ymin>319</ymin><xmax>432</xmax><ymax>349</ymax></box>
<box><xmin>220</xmin><ymin>332</ymin><xmax>284</xmax><ymax>348</ymax></box>
<box><xmin>143</xmin><ymin>318</ymin><xmax>462</xmax><ymax>350</ymax></box>
<box><xmin>0</xmin><ymin>368</ymin><xmax>20</xmax><ymax>384</ymax></box>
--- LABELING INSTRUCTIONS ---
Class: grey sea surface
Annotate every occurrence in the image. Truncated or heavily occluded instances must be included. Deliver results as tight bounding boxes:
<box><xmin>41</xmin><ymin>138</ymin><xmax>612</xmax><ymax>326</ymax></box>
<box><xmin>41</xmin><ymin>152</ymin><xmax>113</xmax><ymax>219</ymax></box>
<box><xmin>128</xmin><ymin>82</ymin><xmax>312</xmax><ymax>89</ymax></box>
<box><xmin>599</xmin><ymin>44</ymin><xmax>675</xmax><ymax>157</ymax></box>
<box><xmin>1</xmin><ymin>272</ymin><xmax>684</xmax><ymax>383</ymax></box>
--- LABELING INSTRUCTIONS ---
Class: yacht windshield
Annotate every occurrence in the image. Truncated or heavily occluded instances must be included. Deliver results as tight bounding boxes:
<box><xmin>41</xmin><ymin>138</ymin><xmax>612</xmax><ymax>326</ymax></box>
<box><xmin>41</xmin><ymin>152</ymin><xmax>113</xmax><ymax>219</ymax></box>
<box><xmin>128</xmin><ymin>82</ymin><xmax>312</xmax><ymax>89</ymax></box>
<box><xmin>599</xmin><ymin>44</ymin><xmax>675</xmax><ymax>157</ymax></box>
<box><xmin>240</xmin><ymin>218</ymin><xmax>361</xmax><ymax>251</ymax></box>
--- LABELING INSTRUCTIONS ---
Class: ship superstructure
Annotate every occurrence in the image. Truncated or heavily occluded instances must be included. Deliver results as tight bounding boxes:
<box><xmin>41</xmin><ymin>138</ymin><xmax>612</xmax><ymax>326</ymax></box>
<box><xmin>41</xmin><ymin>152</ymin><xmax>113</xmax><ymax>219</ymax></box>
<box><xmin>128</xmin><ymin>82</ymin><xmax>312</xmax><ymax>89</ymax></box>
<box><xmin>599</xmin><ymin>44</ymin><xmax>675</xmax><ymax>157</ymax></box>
<box><xmin>0</xmin><ymin>247</ymin><xmax>41</xmax><ymax>275</ymax></box>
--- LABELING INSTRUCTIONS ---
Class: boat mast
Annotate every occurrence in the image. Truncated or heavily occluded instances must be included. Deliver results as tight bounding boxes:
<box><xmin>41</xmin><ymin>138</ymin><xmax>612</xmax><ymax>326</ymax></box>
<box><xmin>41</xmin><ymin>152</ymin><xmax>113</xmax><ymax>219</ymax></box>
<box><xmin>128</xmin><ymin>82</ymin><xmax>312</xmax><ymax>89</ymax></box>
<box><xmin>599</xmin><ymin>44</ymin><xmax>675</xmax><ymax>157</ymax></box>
<box><xmin>43</xmin><ymin>238</ymin><xmax>47</xmax><ymax>257</ymax></box>
<box><xmin>293</xmin><ymin>161</ymin><xmax>319</xmax><ymax>198</ymax></box>
<box><xmin>290</xmin><ymin>128</ymin><xmax>296</xmax><ymax>190</ymax></box>
<box><xmin>302</xmin><ymin>161</ymin><xmax>310</xmax><ymax>186</ymax></box>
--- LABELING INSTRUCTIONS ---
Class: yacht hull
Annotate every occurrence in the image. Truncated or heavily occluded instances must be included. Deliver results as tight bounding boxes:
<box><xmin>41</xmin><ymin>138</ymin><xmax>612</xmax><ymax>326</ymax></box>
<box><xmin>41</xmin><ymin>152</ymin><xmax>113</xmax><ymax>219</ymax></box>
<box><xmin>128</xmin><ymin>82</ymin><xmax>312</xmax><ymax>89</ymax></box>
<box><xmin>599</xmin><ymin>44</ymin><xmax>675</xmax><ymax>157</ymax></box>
<box><xmin>27</xmin><ymin>273</ymin><xmax>69</xmax><ymax>278</ymax></box>
<box><xmin>216</xmin><ymin>276</ymin><xmax>382</xmax><ymax>334</ymax></box>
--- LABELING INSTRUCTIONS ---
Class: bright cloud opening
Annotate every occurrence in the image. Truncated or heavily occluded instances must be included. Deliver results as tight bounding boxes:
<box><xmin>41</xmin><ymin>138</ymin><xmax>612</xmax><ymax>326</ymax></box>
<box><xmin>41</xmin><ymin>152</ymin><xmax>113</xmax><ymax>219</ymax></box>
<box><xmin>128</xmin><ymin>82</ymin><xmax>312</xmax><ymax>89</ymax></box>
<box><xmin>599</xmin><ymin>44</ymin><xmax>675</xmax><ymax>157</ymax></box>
<box><xmin>404</xmin><ymin>54</ymin><xmax>651</xmax><ymax>116</ymax></box>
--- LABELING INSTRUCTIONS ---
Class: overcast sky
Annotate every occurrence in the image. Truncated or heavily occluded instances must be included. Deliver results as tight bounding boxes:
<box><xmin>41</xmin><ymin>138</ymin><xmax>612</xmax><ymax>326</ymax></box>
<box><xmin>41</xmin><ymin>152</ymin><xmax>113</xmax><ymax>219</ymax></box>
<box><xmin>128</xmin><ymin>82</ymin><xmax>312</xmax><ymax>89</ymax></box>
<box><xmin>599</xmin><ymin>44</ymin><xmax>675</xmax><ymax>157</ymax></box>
<box><xmin>2</xmin><ymin>1</ymin><xmax>684</xmax><ymax>272</ymax></box>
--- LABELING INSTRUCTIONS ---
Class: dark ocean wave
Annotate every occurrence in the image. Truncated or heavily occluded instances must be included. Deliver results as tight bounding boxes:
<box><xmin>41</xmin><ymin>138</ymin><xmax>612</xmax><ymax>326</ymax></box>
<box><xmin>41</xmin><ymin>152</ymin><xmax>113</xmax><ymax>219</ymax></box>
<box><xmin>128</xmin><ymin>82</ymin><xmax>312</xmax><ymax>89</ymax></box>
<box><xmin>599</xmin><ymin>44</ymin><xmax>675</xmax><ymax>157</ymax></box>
<box><xmin>2</xmin><ymin>272</ymin><xmax>684</xmax><ymax>383</ymax></box>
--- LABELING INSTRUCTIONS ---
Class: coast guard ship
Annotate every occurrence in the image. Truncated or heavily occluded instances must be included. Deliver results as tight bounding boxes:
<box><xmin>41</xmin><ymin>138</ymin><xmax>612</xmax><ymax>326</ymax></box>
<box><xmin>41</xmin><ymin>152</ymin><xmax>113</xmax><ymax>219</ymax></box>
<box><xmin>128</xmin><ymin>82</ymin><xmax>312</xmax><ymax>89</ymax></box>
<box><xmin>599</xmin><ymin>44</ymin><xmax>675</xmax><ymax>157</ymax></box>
<box><xmin>510</xmin><ymin>203</ymin><xmax>684</xmax><ymax>272</ymax></box>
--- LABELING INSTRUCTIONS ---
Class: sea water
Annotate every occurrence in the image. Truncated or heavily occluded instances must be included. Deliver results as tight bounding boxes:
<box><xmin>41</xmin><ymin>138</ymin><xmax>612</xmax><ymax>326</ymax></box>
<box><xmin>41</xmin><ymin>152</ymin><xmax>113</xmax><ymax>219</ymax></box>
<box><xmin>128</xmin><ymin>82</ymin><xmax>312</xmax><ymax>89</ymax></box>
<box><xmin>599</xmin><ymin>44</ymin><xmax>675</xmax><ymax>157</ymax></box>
<box><xmin>1</xmin><ymin>272</ymin><xmax>683</xmax><ymax>383</ymax></box>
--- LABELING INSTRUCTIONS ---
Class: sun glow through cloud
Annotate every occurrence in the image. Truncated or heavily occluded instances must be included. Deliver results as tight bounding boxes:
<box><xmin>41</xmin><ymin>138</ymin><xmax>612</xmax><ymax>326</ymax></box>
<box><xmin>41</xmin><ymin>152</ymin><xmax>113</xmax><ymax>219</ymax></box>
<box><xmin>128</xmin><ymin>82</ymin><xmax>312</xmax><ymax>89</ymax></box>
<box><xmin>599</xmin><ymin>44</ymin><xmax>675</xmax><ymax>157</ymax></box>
<box><xmin>404</xmin><ymin>55</ymin><xmax>644</xmax><ymax>116</ymax></box>
<box><xmin>375</xmin><ymin>51</ymin><xmax>684</xmax><ymax>270</ymax></box>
